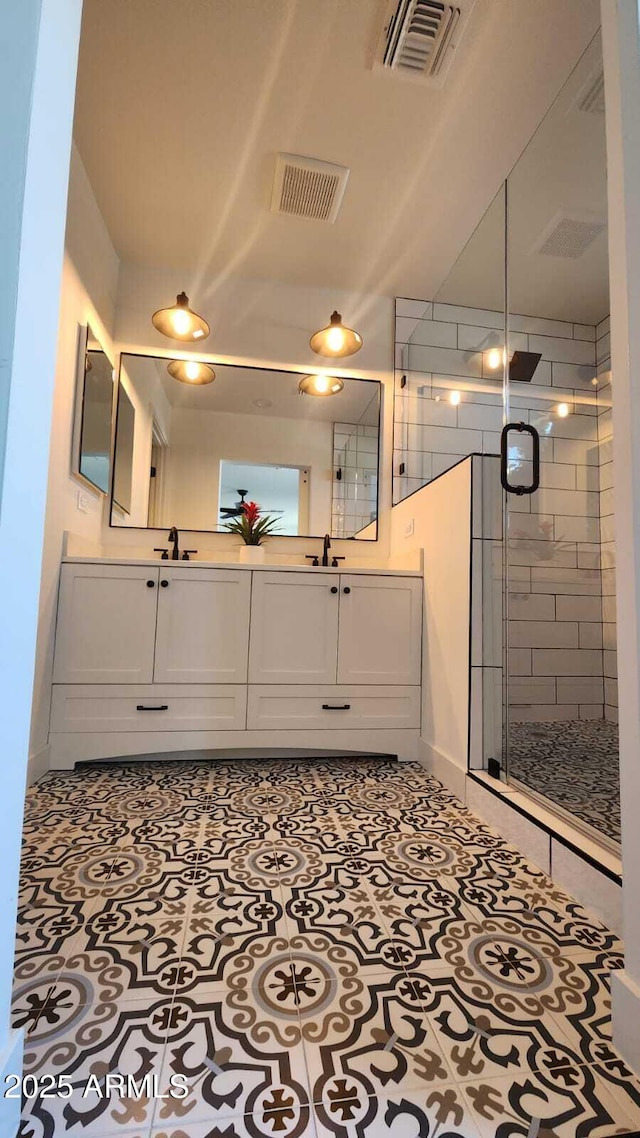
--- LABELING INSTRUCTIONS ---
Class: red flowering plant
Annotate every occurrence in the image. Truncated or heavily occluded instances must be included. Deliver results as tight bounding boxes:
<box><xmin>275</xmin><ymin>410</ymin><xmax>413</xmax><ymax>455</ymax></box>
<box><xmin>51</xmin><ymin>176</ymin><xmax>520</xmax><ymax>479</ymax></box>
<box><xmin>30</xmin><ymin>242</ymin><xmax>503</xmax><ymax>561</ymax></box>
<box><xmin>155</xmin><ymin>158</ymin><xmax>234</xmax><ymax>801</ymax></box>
<box><xmin>222</xmin><ymin>500</ymin><xmax>279</xmax><ymax>546</ymax></box>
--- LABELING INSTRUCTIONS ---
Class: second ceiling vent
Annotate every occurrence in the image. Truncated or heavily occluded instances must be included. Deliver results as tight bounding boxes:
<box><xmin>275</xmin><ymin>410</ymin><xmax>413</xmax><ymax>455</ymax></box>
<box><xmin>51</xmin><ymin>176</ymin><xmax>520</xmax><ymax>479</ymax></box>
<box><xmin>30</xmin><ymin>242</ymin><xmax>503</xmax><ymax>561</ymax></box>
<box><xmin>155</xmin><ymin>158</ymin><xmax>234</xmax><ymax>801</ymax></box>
<box><xmin>375</xmin><ymin>0</ymin><xmax>476</xmax><ymax>83</ymax></box>
<box><xmin>270</xmin><ymin>154</ymin><xmax>350</xmax><ymax>223</ymax></box>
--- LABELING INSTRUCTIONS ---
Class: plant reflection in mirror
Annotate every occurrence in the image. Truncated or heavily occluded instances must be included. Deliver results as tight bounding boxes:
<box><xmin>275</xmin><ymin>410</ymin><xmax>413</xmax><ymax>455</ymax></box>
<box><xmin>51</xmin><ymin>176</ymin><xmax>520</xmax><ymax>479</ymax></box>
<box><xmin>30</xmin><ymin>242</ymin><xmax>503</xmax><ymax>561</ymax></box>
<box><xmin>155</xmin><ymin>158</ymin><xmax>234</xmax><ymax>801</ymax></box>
<box><xmin>223</xmin><ymin>500</ymin><xmax>280</xmax><ymax>546</ymax></box>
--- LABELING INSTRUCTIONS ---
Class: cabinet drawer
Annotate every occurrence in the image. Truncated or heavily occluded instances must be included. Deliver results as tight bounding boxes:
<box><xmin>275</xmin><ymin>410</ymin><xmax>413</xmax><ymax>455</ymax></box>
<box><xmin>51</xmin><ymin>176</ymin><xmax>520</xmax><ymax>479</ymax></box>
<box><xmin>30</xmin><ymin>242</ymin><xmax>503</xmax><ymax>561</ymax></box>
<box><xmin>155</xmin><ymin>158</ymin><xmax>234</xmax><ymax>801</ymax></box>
<box><xmin>247</xmin><ymin>686</ymin><xmax>420</xmax><ymax>731</ymax></box>
<box><xmin>50</xmin><ymin>685</ymin><xmax>247</xmax><ymax>733</ymax></box>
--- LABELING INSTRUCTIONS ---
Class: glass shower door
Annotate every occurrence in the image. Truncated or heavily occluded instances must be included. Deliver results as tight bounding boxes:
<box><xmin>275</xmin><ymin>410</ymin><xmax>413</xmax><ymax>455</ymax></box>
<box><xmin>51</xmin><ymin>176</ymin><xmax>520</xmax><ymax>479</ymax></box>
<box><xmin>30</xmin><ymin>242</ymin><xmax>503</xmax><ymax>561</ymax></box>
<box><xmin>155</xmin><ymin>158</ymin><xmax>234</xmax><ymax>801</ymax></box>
<box><xmin>501</xmin><ymin>31</ymin><xmax>619</xmax><ymax>848</ymax></box>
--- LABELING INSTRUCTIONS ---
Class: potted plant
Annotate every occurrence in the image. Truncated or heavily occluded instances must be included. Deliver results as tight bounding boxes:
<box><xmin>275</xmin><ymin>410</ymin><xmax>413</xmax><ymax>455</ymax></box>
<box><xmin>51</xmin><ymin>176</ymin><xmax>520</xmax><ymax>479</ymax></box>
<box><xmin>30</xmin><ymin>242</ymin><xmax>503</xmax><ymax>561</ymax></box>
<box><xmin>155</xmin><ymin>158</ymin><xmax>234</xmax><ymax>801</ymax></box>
<box><xmin>223</xmin><ymin>500</ymin><xmax>279</xmax><ymax>563</ymax></box>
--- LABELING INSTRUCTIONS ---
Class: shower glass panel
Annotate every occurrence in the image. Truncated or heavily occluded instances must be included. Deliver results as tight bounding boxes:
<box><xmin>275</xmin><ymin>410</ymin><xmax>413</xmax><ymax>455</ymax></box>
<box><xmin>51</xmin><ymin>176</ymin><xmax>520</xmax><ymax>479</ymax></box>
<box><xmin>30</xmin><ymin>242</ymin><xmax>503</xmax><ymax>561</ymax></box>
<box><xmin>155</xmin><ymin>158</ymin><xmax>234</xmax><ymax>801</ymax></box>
<box><xmin>393</xmin><ymin>188</ymin><xmax>506</xmax><ymax>505</ymax></box>
<box><xmin>503</xmin><ymin>32</ymin><xmax>618</xmax><ymax>847</ymax></box>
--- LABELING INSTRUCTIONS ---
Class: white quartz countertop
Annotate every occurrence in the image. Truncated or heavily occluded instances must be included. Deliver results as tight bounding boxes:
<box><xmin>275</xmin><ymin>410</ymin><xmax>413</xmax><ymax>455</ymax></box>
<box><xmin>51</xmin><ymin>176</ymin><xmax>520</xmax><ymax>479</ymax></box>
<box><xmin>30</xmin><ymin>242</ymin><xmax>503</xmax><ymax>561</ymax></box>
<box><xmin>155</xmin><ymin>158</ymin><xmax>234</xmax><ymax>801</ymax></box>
<box><xmin>62</xmin><ymin>556</ymin><xmax>422</xmax><ymax>577</ymax></box>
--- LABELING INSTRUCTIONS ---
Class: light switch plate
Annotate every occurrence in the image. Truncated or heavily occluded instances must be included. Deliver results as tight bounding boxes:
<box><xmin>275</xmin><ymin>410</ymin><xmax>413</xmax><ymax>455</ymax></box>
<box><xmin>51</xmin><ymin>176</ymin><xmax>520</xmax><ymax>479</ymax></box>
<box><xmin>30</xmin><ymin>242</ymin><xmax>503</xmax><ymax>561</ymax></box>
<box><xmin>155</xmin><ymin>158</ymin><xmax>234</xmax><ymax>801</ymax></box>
<box><xmin>404</xmin><ymin>518</ymin><xmax>414</xmax><ymax>537</ymax></box>
<box><xmin>76</xmin><ymin>490</ymin><xmax>90</xmax><ymax>513</ymax></box>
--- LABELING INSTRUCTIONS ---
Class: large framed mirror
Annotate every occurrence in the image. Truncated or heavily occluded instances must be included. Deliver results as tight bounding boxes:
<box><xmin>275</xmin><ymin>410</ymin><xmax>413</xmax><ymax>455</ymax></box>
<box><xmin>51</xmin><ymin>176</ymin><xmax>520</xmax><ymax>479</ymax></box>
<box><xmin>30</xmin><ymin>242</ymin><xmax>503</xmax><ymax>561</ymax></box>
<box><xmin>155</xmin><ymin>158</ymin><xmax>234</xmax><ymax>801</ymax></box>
<box><xmin>71</xmin><ymin>324</ymin><xmax>114</xmax><ymax>495</ymax></box>
<box><xmin>110</xmin><ymin>355</ymin><xmax>381</xmax><ymax>539</ymax></box>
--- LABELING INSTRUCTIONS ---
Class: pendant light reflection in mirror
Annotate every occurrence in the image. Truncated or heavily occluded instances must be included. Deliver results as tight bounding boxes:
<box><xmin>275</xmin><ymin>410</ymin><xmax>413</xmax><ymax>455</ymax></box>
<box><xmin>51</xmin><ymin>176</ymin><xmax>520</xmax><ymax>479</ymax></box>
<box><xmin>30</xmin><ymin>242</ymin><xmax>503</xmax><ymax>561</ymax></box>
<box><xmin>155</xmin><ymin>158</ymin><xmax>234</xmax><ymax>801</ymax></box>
<box><xmin>167</xmin><ymin>359</ymin><xmax>216</xmax><ymax>385</ymax></box>
<box><xmin>298</xmin><ymin>373</ymin><xmax>344</xmax><ymax>396</ymax></box>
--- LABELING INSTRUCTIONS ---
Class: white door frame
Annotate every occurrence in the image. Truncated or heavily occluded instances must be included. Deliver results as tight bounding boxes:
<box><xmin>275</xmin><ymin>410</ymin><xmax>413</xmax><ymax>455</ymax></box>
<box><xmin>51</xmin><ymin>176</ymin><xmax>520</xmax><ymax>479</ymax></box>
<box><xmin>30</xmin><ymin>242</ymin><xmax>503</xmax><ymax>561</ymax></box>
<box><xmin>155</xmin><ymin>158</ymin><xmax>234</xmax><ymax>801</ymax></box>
<box><xmin>601</xmin><ymin>0</ymin><xmax>640</xmax><ymax>1073</ymax></box>
<box><xmin>0</xmin><ymin>0</ymin><xmax>83</xmax><ymax>1120</ymax></box>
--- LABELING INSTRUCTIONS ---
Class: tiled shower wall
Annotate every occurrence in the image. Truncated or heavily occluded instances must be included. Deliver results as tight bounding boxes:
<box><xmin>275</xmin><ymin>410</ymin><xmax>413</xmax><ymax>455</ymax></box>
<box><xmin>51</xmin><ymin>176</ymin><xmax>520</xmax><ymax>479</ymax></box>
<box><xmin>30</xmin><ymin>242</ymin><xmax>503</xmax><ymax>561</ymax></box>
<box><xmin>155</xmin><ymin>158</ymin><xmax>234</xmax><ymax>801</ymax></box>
<box><xmin>395</xmin><ymin>297</ymin><xmax>616</xmax><ymax>723</ymax></box>
<box><xmin>331</xmin><ymin>422</ymin><xmax>378</xmax><ymax>538</ymax></box>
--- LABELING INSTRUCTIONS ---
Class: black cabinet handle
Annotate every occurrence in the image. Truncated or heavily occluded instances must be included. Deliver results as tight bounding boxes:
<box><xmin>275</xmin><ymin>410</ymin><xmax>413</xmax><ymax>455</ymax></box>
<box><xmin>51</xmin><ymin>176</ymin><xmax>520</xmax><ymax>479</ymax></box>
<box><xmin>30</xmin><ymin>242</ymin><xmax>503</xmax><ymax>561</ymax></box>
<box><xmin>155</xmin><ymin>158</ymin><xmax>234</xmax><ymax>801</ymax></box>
<box><xmin>322</xmin><ymin>703</ymin><xmax>351</xmax><ymax>711</ymax></box>
<box><xmin>343</xmin><ymin>586</ymin><xmax>351</xmax><ymax>594</ymax></box>
<box><xmin>136</xmin><ymin>704</ymin><xmax>169</xmax><ymax>712</ymax></box>
<box><xmin>330</xmin><ymin>586</ymin><xmax>338</xmax><ymax>594</ymax></box>
<box><xmin>146</xmin><ymin>580</ymin><xmax>155</xmax><ymax>588</ymax></box>
<box><xmin>500</xmin><ymin>422</ymin><xmax>540</xmax><ymax>495</ymax></box>
<box><xmin>160</xmin><ymin>580</ymin><xmax>169</xmax><ymax>588</ymax></box>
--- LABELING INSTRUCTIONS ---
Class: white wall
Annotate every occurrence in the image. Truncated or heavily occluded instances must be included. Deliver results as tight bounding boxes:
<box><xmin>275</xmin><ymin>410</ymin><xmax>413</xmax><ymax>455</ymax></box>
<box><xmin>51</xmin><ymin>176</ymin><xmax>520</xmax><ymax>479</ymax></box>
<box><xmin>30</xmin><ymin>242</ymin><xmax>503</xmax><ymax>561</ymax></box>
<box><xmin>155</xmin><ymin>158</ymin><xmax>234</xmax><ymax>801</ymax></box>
<box><xmin>163</xmin><ymin>408</ymin><xmax>332</xmax><ymax>535</ymax></box>
<box><xmin>390</xmin><ymin>459</ymin><xmax>472</xmax><ymax>777</ymax></box>
<box><xmin>0</xmin><ymin>0</ymin><xmax>82</xmax><ymax>1128</ymax></box>
<box><xmin>29</xmin><ymin>146</ymin><xmax>120</xmax><ymax>775</ymax></box>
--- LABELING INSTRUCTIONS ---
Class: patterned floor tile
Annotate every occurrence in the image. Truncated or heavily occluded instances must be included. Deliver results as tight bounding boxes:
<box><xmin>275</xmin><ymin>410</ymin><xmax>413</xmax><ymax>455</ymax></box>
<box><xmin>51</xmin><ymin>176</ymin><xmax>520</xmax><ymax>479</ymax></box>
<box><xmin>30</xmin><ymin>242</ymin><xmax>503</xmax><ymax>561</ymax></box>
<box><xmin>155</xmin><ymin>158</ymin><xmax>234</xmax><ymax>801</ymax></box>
<box><xmin>152</xmin><ymin>988</ymin><xmax>311</xmax><ymax>1130</ymax></box>
<box><xmin>14</xmin><ymin>757</ymin><xmax>636</xmax><ymax>1138</ymax></box>
<box><xmin>510</xmin><ymin>718</ymin><xmax>620</xmax><ymax>843</ymax></box>
<box><xmin>313</xmin><ymin>1087</ymin><xmax>481</xmax><ymax>1137</ymax></box>
<box><xmin>18</xmin><ymin>996</ymin><xmax>173</xmax><ymax>1136</ymax></box>
<box><xmin>460</xmin><ymin>1064</ymin><xmax>639</xmax><ymax>1136</ymax></box>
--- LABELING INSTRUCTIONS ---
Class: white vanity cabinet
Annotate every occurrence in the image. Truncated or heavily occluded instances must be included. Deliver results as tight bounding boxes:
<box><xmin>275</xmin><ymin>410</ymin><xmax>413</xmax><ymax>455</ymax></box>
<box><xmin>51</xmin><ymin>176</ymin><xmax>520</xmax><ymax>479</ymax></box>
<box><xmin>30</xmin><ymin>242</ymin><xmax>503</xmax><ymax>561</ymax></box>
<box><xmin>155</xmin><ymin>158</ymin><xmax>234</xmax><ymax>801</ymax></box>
<box><xmin>53</xmin><ymin>563</ymin><xmax>159</xmax><ymax>684</ymax></box>
<box><xmin>153</xmin><ymin>566</ymin><xmax>250</xmax><ymax>683</ymax></box>
<box><xmin>53</xmin><ymin>563</ymin><xmax>251</xmax><ymax>685</ymax></box>
<box><xmin>337</xmin><ymin>575</ymin><xmax>422</xmax><ymax>685</ymax></box>
<box><xmin>248</xmin><ymin>571</ymin><xmax>340</xmax><ymax>684</ymax></box>
<box><xmin>49</xmin><ymin>560</ymin><xmax>423</xmax><ymax>769</ymax></box>
<box><xmin>249</xmin><ymin>572</ymin><xmax>422</xmax><ymax>686</ymax></box>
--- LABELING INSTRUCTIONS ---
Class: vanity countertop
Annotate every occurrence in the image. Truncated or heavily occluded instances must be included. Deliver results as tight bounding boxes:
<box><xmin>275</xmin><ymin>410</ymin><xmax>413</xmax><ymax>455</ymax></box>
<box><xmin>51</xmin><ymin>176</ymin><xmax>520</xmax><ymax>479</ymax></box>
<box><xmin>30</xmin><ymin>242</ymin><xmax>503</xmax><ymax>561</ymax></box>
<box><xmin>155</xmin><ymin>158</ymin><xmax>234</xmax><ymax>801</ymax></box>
<box><xmin>62</xmin><ymin>556</ymin><xmax>422</xmax><ymax>577</ymax></box>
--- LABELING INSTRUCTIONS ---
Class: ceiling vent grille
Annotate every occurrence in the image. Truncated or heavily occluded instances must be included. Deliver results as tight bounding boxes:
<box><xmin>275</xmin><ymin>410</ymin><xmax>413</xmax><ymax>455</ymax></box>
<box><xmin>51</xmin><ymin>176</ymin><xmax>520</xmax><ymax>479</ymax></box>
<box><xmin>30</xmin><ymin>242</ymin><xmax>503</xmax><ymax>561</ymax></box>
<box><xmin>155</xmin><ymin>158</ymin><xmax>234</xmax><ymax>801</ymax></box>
<box><xmin>375</xmin><ymin>0</ymin><xmax>476</xmax><ymax>83</ymax></box>
<box><xmin>532</xmin><ymin>212</ymin><xmax>607</xmax><ymax>260</ymax></box>
<box><xmin>270</xmin><ymin>154</ymin><xmax>350</xmax><ymax>223</ymax></box>
<box><xmin>576</xmin><ymin>67</ymin><xmax>606</xmax><ymax>115</ymax></box>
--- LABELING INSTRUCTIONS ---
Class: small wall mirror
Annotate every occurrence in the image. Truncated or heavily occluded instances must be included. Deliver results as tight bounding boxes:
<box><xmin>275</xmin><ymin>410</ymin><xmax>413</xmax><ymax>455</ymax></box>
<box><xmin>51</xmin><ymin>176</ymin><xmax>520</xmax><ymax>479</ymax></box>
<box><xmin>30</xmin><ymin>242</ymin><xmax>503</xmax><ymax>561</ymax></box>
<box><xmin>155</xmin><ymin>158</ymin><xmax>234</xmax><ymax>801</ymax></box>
<box><xmin>72</xmin><ymin>324</ymin><xmax>114</xmax><ymax>494</ymax></box>
<box><xmin>110</xmin><ymin>355</ymin><xmax>380</xmax><ymax>539</ymax></box>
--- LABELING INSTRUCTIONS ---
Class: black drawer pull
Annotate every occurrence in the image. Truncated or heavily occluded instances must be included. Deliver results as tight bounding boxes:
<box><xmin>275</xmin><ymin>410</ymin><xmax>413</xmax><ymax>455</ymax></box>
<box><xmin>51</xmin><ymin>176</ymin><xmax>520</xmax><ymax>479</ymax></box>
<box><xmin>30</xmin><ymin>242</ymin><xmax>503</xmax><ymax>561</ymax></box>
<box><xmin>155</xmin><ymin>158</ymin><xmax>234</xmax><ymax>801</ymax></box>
<box><xmin>343</xmin><ymin>586</ymin><xmax>351</xmax><ymax>594</ymax></box>
<box><xmin>136</xmin><ymin>704</ymin><xmax>169</xmax><ymax>712</ymax></box>
<box><xmin>160</xmin><ymin>580</ymin><xmax>169</xmax><ymax>588</ymax></box>
<box><xmin>322</xmin><ymin>703</ymin><xmax>351</xmax><ymax>711</ymax></box>
<box><xmin>146</xmin><ymin>580</ymin><xmax>155</xmax><ymax>588</ymax></box>
<box><xmin>330</xmin><ymin>586</ymin><xmax>338</xmax><ymax>594</ymax></box>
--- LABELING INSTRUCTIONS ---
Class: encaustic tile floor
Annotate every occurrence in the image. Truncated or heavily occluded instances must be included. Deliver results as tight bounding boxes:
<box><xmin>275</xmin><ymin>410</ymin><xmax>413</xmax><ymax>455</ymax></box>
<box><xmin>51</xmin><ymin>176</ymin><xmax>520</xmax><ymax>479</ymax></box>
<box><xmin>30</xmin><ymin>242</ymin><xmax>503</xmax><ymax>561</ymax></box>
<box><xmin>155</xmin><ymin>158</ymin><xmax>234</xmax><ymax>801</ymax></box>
<box><xmin>12</xmin><ymin>758</ymin><xmax>640</xmax><ymax>1138</ymax></box>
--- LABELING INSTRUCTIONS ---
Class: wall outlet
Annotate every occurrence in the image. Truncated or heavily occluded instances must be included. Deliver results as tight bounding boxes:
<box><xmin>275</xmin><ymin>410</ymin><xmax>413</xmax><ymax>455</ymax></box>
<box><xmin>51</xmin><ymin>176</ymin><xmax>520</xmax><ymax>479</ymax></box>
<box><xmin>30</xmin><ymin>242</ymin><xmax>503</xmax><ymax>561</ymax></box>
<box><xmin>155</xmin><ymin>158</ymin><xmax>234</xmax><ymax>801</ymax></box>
<box><xmin>76</xmin><ymin>490</ymin><xmax>90</xmax><ymax>514</ymax></box>
<box><xmin>404</xmin><ymin>518</ymin><xmax>414</xmax><ymax>537</ymax></box>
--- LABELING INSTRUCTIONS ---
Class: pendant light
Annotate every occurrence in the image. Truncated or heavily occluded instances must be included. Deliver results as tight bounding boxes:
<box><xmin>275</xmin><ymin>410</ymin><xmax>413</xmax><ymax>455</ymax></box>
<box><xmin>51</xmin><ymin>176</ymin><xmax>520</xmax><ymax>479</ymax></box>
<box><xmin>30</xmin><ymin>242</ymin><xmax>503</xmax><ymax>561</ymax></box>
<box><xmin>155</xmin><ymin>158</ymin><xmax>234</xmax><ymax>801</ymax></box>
<box><xmin>298</xmin><ymin>373</ymin><xmax>344</xmax><ymax>397</ymax></box>
<box><xmin>152</xmin><ymin>292</ymin><xmax>210</xmax><ymax>342</ymax></box>
<box><xmin>310</xmin><ymin>311</ymin><xmax>363</xmax><ymax>358</ymax></box>
<box><xmin>167</xmin><ymin>359</ymin><xmax>215</xmax><ymax>385</ymax></box>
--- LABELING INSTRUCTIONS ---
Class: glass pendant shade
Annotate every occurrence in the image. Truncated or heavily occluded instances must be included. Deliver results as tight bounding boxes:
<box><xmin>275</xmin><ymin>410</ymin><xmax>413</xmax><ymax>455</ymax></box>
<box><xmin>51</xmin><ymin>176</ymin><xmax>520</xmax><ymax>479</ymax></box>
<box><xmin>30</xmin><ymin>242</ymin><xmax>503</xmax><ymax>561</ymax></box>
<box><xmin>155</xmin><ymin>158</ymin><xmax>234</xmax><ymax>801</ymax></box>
<box><xmin>152</xmin><ymin>292</ymin><xmax>210</xmax><ymax>341</ymax></box>
<box><xmin>167</xmin><ymin>359</ymin><xmax>216</xmax><ymax>385</ymax></box>
<box><xmin>298</xmin><ymin>373</ymin><xmax>344</xmax><ymax>397</ymax></box>
<box><xmin>310</xmin><ymin>311</ymin><xmax>363</xmax><ymax>358</ymax></box>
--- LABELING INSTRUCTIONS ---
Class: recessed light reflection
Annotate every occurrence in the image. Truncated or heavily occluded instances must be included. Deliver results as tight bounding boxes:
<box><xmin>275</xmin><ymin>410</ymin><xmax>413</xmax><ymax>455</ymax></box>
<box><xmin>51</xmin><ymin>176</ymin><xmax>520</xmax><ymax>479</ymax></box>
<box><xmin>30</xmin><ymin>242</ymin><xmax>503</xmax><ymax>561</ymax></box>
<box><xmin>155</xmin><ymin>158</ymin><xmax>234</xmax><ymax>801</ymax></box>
<box><xmin>449</xmin><ymin>390</ymin><xmax>461</xmax><ymax>406</ymax></box>
<box><xmin>556</xmin><ymin>402</ymin><xmax>570</xmax><ymax>418</ymax></box>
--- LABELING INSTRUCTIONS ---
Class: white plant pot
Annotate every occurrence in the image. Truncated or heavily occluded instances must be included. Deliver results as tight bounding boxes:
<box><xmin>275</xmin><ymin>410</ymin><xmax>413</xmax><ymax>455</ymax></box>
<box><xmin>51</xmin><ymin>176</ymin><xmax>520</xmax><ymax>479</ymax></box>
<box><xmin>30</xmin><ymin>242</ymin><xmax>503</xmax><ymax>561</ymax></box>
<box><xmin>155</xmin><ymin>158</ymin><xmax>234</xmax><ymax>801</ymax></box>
<box><xmin>239</xmin><ymin>544</ymin><xmax>266</xmax><ymax>565</ymax></box>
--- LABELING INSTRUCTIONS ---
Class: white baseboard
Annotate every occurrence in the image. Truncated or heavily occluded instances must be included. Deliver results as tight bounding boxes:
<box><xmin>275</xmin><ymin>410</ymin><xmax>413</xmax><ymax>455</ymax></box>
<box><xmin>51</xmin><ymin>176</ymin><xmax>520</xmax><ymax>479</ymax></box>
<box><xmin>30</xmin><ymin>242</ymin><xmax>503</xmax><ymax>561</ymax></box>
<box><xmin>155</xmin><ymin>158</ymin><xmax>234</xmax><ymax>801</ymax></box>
<box><xmin>27</xmin><ymin>743</ymin><xmax>50</xmax><ymax>784</ymax></box>
<box><xmin>0</xmin><ymin>1029</ymin><xmax>23</xmax><ymax>1138</ymax></box>
<box><xmin>418</xmin><ymin>738</ymin><xmax>467</xmax><ymax>800</ymax></box>
<box><xmin>611</xmin><ymin>970</ymin><xmax>640</xmax><ymax>1075</ymax></box>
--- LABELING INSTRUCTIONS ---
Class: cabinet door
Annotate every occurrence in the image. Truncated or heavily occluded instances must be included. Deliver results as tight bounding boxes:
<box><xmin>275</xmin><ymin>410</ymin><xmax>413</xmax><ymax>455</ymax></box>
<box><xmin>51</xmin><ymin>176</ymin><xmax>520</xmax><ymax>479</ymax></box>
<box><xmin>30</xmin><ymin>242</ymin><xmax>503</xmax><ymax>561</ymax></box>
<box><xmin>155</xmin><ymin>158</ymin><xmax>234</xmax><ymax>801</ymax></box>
<box><xmin>337</xmin><ymin>575</ymin><xmax>422</xmax><ymax>685</ymax></box>
<box><xmin>249</xmin><ymin>572</ymin><xmax>339</xmax><ymax>683</ymax></box>
<box><xmin>53</xmin><ymin>564</ymin><xmax>159</xmax><ymax>684</ymax></box>
<box><xmin>153</xmin><ymin>567</ymin><xmax>251</xmax><ymax>683</ymax></box>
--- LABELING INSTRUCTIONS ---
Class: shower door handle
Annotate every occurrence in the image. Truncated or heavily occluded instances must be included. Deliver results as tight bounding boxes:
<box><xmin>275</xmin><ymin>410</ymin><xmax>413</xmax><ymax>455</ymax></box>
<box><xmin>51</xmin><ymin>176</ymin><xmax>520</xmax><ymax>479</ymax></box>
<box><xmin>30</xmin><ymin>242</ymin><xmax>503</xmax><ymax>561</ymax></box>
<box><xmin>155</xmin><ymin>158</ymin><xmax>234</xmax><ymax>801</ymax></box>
<box><xmin>500</xmin><ymin>422</ymin><xmax>540</xmax><ymax>496</ymax></box>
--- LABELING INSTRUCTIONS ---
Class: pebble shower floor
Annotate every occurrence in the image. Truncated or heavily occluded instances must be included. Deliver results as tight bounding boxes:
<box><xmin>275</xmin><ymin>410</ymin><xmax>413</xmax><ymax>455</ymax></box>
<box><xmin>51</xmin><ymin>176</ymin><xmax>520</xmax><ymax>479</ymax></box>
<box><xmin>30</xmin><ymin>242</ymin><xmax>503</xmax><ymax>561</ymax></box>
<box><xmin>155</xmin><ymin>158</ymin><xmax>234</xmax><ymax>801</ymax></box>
<box><xmin>11</xmin><ymin>756</ymin><xmax>640</xmax><ymax>1136</ymax></box>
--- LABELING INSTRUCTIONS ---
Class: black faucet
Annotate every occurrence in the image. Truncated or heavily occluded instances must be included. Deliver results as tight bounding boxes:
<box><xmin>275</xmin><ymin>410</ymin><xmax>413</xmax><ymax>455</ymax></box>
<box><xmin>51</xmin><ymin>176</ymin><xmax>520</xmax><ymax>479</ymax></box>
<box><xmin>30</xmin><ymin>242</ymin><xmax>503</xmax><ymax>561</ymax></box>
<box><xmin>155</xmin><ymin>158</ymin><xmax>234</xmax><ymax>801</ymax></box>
<box><xmin>168</xmin><ymin>527</ymin><xmax>180</xmax><ymax>560</ymax></box>
<box><xmin>322</xmin><ymin>534</ymin><xmax>331</xmax><ymax>567</ymax></box>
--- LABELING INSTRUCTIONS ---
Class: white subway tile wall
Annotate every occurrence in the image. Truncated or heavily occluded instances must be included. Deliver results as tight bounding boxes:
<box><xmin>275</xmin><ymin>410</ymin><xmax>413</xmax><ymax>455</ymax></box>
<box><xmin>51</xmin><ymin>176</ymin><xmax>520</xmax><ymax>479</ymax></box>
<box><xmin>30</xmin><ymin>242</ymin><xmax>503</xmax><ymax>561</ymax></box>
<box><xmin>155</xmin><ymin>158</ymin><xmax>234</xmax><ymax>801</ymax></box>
<box><xmin>331</xmin><ymin>422</ymin><xmax>379</xmax><ymax>538</ymax></box>
<box><xmin>396</xmin><ymin>300</ymin><xmax>616</xmax><ymax>722</ymax></box>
